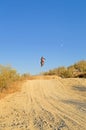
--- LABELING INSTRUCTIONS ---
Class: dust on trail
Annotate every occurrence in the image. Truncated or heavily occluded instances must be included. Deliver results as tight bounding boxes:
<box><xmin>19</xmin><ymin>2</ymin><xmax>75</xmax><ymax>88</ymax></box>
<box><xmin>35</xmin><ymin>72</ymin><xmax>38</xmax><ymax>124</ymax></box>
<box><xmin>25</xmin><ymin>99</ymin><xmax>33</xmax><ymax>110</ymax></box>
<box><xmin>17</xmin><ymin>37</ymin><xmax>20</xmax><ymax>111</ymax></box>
<box><xmin>0</xmin><ymin>77</ymin><xmax>86</xmax><ymax>130</ymax></box>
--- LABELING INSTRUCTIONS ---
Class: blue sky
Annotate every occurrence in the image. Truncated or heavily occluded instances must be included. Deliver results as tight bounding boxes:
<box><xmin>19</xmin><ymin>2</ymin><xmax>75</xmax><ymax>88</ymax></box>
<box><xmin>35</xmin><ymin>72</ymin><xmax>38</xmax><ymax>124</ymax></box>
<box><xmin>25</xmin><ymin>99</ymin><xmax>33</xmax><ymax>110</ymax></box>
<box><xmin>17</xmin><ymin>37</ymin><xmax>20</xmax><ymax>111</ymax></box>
<box><xmin>0</xmin><ymin>0</ymin><xmax>86</xmax><ymax>74</ymax></box>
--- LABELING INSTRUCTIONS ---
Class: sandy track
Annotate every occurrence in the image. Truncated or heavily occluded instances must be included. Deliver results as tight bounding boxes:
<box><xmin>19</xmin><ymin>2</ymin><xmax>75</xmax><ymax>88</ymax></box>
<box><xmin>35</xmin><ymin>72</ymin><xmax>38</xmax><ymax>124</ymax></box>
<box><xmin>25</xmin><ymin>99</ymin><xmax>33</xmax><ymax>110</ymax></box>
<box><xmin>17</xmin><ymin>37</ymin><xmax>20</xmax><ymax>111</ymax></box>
<box><xmin>0</xmin><ymin>78</ymin><xmax>86</xmax><ymax>130</ymax></box>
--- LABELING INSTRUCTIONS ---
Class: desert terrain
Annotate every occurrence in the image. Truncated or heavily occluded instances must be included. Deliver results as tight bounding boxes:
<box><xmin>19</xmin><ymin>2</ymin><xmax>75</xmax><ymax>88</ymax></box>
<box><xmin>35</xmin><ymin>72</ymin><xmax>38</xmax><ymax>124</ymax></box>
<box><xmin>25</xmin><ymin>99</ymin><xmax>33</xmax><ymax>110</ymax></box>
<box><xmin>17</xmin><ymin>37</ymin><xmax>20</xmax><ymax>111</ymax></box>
<box><xmin>0</xmin><ymin>76</ymin><xmax>86</xmax><ymax>130</ymax></box>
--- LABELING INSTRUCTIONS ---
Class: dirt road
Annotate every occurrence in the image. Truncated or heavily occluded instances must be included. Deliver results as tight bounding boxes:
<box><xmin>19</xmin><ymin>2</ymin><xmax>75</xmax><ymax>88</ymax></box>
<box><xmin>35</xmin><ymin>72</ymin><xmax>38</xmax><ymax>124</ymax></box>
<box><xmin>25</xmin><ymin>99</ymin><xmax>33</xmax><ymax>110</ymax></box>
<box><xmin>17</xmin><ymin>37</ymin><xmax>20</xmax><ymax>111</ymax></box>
<box><xmin>0</xmin><ymin>77</ymin><xmax>86</xmax><ymax>130</ymax></box>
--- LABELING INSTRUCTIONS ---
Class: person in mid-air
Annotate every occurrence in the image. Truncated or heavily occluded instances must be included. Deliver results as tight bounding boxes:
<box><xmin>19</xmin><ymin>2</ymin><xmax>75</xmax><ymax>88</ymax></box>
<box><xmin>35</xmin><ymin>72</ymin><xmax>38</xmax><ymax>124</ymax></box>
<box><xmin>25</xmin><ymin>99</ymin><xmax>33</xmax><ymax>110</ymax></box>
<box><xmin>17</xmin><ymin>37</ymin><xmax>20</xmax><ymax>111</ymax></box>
<box><xmin>40</xmin><ymin>56</ymin><xmax>46</xmax><ymax>67</ymax></box>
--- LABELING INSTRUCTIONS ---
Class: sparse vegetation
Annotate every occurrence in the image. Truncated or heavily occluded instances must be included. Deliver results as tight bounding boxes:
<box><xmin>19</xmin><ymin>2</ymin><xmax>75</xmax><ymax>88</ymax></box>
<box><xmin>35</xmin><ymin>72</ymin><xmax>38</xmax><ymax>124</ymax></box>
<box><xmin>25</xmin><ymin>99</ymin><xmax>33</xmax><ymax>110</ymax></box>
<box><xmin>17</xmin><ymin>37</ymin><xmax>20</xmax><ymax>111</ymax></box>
<box><xmin>0</xmin><ymin>60</ymin><xmax>86</xmax><ymax>98</ymax></box>
<box><xmin>20</xmin><ymin>73</ymin><xmax>31</xmax><ymax>80</ymax></box>
<box><xmin>0</xmin><ymin>65</ymin><xmax>20</xmax><ymax>92</ymax></box>
<box><xmin>0</xmin><ymin>64</ymin><xmax>33</xmax><ymax>99</ymax></box>
<box><xmin>0</xmin><ymin>65</ymin><xmax>32</xmax><ymax>93</ymax></box>
<box><xmin>43</xmin><ymin>60</ymin><xmax>86</xmax><ymax>78</ymax></box>
<box><xmin>0</xmin><ymin>65</ymin><xmax>31</xmax><ymax>99</ymax></box>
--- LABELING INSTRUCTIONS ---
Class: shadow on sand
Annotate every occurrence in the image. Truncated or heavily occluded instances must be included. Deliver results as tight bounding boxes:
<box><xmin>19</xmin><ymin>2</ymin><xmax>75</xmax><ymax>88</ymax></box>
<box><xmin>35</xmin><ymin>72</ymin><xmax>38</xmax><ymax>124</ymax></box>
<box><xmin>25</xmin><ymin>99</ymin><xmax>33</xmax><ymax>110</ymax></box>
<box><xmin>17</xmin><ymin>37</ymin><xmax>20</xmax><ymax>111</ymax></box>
<box><xmin>63</xmin><ymin>100</ymin><xmax>86</xmax><ymax>108</ymax></box>
<box><xmin>72</xmin><ymin>86</ymin><xmax>86</xmax><ymax>92</ymax></box>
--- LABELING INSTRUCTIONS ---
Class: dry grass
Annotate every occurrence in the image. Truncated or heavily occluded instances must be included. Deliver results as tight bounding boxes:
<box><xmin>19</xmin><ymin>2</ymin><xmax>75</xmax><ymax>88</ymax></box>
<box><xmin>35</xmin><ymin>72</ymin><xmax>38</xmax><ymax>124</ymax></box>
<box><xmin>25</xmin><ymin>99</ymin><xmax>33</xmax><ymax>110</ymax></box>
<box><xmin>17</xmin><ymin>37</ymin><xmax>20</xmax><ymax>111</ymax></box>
<box><xmin>0</xmin><ymin>81</ymin><xmax>22</xmax><ymax>99</ymax></box>
<box><xmin>43</xmin><ymin>60</ymin><xmax>86</xmax><ymax>78</ymax></box>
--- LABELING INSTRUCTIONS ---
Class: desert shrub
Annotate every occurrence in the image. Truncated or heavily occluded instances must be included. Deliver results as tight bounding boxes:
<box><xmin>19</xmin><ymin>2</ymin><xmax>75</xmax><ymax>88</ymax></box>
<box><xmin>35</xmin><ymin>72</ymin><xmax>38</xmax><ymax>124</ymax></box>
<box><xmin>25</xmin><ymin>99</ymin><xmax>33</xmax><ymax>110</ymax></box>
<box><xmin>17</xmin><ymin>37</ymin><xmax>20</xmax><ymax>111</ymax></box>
<box><xmin>0</xmin><ymin>65</ymin><xmax>20</xmax><ymax>92</ymax></box>
<box><xmin>74</xmin><ymin>60</ymin><xmax>86</xmax><ymax>72</ymax></box>
<box><xmin>43</xmin><ymin>60</ymin><xmax>86</xmax><ymax>78</ymax></box>
<box><xmin>43</xmin><ymin>69</ymin><xmax>58</xmax><ymax>75</ymax></box>
<box><xmin>21</xmin><ymin>73</ymin><xmax>31</xmax><ymax>80</ymax></box>
<box><xmin>55</xmin><ymin>67</ymin><xmax>67</xmax><ymax>77</ymax></box>
<box><xmin>43</xmin><ymin>67</ymin><xmax>67</xmax><ymax>77</ymax></box>
<box><xmin>66</xmin><ymin>66</ymin><xmax>76</xmax><ymax>78</ymax></box>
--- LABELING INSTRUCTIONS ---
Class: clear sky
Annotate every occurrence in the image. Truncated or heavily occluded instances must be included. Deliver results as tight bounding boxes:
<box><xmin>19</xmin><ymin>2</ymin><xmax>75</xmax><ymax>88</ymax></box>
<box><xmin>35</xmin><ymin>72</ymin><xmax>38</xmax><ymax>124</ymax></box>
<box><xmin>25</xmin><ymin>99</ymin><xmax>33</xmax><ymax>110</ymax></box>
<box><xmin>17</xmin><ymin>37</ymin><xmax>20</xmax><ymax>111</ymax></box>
<box><xmin>0</xmin><ymin>0</ymin><xmax>86</xmax><ymax>75</ymax></box>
